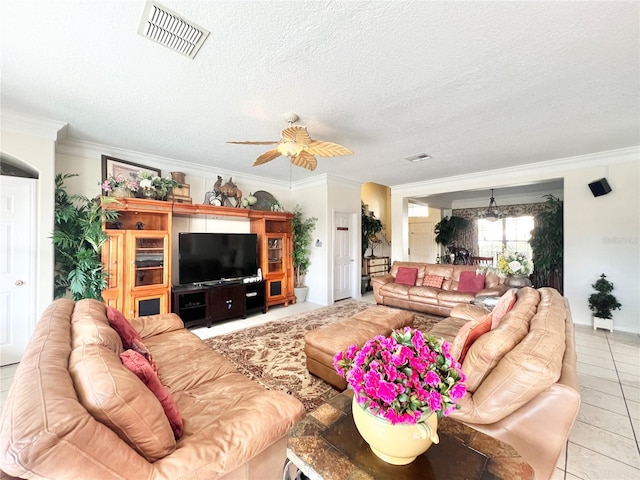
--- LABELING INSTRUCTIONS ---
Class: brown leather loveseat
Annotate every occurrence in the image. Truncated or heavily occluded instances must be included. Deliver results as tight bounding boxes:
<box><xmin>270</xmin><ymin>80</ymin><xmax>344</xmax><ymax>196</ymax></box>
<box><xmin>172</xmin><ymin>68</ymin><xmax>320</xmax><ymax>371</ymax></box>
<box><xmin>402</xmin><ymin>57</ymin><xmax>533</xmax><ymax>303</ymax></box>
<box><xmin>0</xmin><ymin>299</ymin><xmax>305</xmax><ymax>480</ymax></box>
<box><xmin>429</xmin><ymin>287</ymin><xmax>580</xmax><ymax>480</ymax></box>
<box><xmin>372</xmin><ymin>261</ymin><xmax>507</xmax><ymax>316</ymax></box>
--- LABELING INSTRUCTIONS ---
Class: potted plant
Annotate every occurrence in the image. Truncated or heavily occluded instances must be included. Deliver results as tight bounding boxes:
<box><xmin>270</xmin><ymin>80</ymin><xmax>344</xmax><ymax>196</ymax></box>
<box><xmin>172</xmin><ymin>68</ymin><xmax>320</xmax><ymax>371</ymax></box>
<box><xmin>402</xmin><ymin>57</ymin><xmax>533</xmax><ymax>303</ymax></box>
<box><xmin>361</xmin><ymin>202</ymin><xmax>383</xmax><ymax>257</ymax></box>
<box><xmin>101</xmin><ymin>173</ymin><xmax>139</xmax><ymax>197</ymax></box>
<box><xmin>588</xmin><ymin>273</ymin><xmax>621</xmax><ymax>332</ymax></box>
<box><xmin>497</xmin><ymin>248</ymin><xmax>534</xmax><ymax>288</ymax></box>
<box><xmin>333</xmin><ymin>327</ymin><xmax>466</xmax><ymax>465</ymax></box>
<box><xmin>530</xmin><ymin>194</ymin><xmax>563</xmax><ymax>293</ymax></box>
<box><xmin>434</xmin><ymin>216</ymin><xmax>470</xmax><ymax>262</ymax></box>
<box><xmin>138</xmin><ymin>172</ymin><xmax>179</xmax><ymax>200</ymax></box>
<box><xmin>291</xmin><ymin>205</ymin><xmax>318</xmax><ymax>303</ymax></box>
<box><xmin>54</xmin><ymin>173</ymin><xmax>119</xmax><ymax>300</ymax></box>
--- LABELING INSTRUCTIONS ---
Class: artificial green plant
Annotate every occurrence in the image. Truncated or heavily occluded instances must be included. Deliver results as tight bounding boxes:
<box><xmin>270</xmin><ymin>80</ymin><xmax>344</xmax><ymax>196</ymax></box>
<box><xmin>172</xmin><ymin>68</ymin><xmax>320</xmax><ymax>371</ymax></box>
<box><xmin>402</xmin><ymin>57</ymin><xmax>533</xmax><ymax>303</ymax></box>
<box><xmin>53</xmin><ymin>173</ymin><xmax>119</xmax><ymax>300</ymax></box>
<box><xmin>291</xmin><ymin>205</ymin><xmax>318</xmax><ymax>288</ymax></box>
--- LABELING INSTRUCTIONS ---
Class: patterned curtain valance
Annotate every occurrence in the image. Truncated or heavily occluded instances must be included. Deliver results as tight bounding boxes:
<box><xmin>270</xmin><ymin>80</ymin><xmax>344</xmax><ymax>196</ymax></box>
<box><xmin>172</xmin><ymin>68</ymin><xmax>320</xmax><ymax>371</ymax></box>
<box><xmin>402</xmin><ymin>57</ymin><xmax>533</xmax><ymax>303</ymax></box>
<box><xmin>450</xmin><ymin>202</ymin><xmax>547</xmax><ymax>256</ymax></box>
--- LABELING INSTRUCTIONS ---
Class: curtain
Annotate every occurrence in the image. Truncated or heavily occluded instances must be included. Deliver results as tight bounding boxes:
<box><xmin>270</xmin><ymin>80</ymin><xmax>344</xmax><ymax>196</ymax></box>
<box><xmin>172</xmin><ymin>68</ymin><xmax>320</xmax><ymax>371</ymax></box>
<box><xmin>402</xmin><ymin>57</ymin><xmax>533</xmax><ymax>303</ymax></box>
<box><xmin>451</xmin><ymin>202</ymin><xmax>548</xmax><ymax>256</ymax></box>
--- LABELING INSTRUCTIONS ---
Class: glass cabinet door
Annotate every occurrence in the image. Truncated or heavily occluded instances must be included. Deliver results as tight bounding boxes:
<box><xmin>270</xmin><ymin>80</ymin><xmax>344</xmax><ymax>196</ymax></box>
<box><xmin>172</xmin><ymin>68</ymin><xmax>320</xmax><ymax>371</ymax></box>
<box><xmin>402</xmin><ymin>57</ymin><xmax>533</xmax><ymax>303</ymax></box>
<box><xmin>267</xmin><ymin>235</ymin><xmax>284</xmax><ymax>274</ymax></box>
<box><xmin>132</xmin><ymin>233</ymin><xmax>168</xmax><ymax>287</ymax></box>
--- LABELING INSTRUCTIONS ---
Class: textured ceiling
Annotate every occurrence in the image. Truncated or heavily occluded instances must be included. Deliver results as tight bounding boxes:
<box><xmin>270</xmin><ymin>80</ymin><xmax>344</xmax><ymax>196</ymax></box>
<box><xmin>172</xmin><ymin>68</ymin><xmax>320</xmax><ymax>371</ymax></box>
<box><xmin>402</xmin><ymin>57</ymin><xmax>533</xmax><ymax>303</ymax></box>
<box><xmin>1</xmin><ymin>1</ymin><xmax>638</xmax><ymax>188</ymax></box>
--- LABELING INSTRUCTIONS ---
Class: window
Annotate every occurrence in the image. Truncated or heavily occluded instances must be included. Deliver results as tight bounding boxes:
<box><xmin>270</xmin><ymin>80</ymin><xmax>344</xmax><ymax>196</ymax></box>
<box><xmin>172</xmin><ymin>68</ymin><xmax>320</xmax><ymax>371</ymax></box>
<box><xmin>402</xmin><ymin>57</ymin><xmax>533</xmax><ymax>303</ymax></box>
<box><xmin>477</xmin><ymin>216</ymin><xmax>534</xmax><ymax>259</ymax></box>
<box><xmin>408</xmin><ymin>203</ymin><xmax>429</xmax><ymax>217</ymax></box>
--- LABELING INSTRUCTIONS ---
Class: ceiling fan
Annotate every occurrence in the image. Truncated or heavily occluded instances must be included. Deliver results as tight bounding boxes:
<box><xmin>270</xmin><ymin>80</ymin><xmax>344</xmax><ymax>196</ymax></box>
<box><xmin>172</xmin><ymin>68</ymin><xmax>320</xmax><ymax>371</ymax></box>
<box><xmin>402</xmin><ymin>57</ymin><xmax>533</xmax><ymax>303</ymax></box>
<box><xmin>227</xmin><ymin>113</ymin><xmax>353</xmax><ymax>171</ymax></box>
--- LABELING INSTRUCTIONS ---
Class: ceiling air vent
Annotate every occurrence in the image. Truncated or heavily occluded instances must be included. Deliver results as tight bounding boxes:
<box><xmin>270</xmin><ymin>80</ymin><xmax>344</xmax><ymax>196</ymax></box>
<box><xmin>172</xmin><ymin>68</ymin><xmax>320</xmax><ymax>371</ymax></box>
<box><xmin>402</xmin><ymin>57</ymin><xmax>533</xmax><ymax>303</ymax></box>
<box><xmin>405</xmin><ymin>153</ymin><xmax>432</xmax><ymax>163</ymax></box>
<box><xmin>138</xmin><ymin>1</ymin><xmax>210</xmax><ymax>59</ymax></box>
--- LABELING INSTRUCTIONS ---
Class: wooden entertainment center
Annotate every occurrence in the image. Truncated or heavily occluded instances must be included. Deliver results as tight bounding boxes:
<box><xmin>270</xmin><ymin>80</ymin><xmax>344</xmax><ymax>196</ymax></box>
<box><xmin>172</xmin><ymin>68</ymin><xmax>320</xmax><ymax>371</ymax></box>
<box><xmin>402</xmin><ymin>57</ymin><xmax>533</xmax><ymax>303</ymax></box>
<box><xmin>101</xmin><ymin>197</ymin><xmax>295</xmax><ymax>324</ymax></box>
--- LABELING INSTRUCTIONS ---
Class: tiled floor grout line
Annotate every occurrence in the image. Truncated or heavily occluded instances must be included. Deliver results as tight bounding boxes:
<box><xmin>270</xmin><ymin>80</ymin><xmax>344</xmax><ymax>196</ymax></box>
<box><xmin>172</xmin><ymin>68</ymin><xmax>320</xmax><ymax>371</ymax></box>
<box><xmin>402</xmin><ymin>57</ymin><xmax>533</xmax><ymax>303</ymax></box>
<box><xmin>606</xmin><ymin>331</ymin><xmax>640</xmax><ymax>456</ymax></box>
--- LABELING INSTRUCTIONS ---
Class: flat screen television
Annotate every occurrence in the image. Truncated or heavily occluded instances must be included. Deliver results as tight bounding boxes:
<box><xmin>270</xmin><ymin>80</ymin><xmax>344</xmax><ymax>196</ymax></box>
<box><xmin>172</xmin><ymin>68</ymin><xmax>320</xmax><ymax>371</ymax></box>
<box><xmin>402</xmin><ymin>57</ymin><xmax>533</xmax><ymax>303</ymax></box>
<box><xmin>178</xmin><ymin>232</ymin><xmax>258</xmax><ymax>285</ymax></box>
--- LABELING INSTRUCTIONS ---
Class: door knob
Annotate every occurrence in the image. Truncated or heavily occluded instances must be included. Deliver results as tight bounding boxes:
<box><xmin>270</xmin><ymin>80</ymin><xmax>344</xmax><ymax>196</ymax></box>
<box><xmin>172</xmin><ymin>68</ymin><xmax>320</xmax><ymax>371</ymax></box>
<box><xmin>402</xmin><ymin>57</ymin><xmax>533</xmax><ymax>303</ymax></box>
<box><xmin>15</xmin><ymin>280</ymin><xmax>24</xmax><ymax>286</ymax></box>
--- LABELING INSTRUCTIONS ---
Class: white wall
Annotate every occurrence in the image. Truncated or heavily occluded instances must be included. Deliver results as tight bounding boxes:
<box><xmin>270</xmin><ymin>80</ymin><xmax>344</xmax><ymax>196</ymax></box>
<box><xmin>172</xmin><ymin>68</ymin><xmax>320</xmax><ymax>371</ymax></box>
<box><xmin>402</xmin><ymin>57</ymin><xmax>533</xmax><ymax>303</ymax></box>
<box><xmin>1</xmin><ymin>114</ymin><xmax>66</xmax><ymax>320</ymax></box>
<box><xmin>291</xmin><ymin>175</ymin><xmax>362</xmax><ymax>305</ymax></box>
<box><xmin>391</xmin><ymin>147</ymin><xmax>640</xmax><ymax>334</ymax></box>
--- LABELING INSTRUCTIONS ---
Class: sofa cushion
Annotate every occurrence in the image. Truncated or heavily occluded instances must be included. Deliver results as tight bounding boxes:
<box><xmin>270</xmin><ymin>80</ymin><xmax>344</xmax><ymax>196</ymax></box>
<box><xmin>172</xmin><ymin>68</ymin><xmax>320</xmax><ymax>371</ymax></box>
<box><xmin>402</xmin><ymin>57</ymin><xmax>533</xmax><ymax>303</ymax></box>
<box><xmin>455</xmin><ymin>288</ymin><xmax>566</xmax><ymax>424</ymax></box>
<box><xmin>458</xmin><ymin>271</ymin><xmax>486</xmax><ymax>293</ymax></box>
<box><xmin>120</xmin><ymin>349</ymin><xmax>184</xmax><ymax>438</ymax></box>
<box><xmin>462</xmin><ymin>287</ymin><xmax>541</xmax><ymax>392</ymax></box>
<box><xmin>423</xmin><ymin>274</ymin><xmax>444</xmax><ymax>288</ymax></box>
<box><xmin>451</xmin><ymin>313</ymin><xmax>492</xmax><ymax>362</ymax></box>
<box><xmin>395</xmin><ymin>267</ymin><xmax>418</xmax><ymax>285</ymax></box>
<box><xmin>491</xmin><ymin>288</ymin><xmax>517</xmax><ymax>328</ymax></box>
<box><xmin>107</xmin><ymin>306</ymin><xmax>157</xmax><ymax>372</ymax></box>
<box><xmin>69</xmin><ymin>342</ymin><xmax>176</xmax><ymax>462</ymax></box>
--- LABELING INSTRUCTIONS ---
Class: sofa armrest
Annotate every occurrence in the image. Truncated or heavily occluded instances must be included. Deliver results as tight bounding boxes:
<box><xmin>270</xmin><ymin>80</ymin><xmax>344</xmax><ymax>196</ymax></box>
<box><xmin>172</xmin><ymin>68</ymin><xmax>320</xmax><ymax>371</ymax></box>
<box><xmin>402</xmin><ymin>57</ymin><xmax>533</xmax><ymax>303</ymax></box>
<box><xmin>475</xmin><ymin>285</ymin><xmax>507</xmax><ymax>297</ymax></box>
<box><xmin>370</xmin><ymin>273</ymin><xmax>393</xmax><ymax>287</ymax></box>
<box><xmin>130</xmin><ymin>313</ymin><xmax>184</xmax><ymax>339</ymax></box>
<box><xmin>449</xmin><ymin>304</ymin><xmax>489</xmax><ymax>322</ymax></box>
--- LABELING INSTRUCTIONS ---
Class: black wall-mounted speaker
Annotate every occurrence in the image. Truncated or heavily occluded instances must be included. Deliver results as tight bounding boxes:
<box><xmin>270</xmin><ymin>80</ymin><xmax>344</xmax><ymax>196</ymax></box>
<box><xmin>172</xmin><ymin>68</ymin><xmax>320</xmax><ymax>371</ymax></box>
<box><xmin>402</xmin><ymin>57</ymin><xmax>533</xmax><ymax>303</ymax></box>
<box><xmin>588</xmin><ymin>178</ymin><xmax>612</xmax><ymax>197</ymax></box>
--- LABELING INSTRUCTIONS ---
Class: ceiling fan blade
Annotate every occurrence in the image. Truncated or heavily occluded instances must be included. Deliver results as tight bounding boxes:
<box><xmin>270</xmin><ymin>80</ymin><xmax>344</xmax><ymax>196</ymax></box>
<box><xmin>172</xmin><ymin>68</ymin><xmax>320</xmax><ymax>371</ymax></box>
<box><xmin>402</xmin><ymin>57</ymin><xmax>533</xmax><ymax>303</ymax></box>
<box><xmin>290</xmin><ymin>151</ymin><xmax>317</xmax><ymax>171</ymax></box>
<box><xmin>281</xmin><ymin>125</ymin><xmax>311</xmax><ymax>145</ymax></box>
<box><xmin>227</xmin><ymin>140</ymin><xmax>278</xmax><ymax>145</ymax></box>
<box><xmin>252</xmin><ymin>149</ymin><xmax>282</xmax><ymax>167</ymax></box>
<box><xmin>306</xmin><ymin>140</ymin><xmax>353</xmax><ymax>157</ymax></box>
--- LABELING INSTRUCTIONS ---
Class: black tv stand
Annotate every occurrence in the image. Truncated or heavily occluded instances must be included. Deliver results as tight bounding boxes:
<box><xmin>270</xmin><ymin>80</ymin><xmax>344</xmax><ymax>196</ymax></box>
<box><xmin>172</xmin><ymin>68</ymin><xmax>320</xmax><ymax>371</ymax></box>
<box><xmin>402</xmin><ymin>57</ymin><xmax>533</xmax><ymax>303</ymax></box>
<box><xmin>172</xmin><ymin>281</ymin><xmax>266</xmax><ymax>329</ymax></box>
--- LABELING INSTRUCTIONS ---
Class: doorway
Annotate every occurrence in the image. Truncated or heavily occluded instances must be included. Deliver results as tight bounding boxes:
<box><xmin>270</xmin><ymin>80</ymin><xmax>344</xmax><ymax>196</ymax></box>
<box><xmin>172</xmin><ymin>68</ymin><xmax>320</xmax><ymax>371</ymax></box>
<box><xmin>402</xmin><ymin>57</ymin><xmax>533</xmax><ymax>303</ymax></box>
<box><xmin>408</xmin><ymin>218</ymin><xmax>436</xmax><ymax>263</ymax></box>
<box><xmin>0</xmin><ymin>175</ymin><xmax>37</xmax><ymax>365</ymax></box>
<box><xmin>333</xmin><ymin>212</ymin><xmax>355</xmax><ymax>302</ymax></box>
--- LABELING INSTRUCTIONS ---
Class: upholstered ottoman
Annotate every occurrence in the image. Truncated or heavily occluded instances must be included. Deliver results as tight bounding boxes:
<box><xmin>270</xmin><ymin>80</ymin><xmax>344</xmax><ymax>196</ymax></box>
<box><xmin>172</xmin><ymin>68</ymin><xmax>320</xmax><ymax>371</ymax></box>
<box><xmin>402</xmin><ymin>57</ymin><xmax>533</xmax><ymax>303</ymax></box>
<box><xmin>304</xmin><ymin>306</ymin><xmax>414</xmax><ymax>389</ymax></box>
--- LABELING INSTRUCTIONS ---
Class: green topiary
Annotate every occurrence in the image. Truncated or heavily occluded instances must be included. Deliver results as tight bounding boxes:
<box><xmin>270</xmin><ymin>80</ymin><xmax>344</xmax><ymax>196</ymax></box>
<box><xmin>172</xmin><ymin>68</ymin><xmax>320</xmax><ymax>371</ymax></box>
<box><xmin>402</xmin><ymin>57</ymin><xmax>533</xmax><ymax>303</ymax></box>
<box><xmin>588</xmin><ymin>274</ymin><xmax>621</xmax><ymax>319</ymax></box>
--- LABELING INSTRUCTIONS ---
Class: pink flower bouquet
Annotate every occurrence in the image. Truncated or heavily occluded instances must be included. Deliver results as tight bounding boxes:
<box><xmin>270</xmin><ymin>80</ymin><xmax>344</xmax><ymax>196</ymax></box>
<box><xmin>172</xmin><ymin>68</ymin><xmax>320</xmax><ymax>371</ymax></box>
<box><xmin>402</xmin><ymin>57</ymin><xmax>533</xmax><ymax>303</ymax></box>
<box><xmin>334</xmin><ymin>327</ymin><xmax>466</xmax><ymax>424</ymax></box>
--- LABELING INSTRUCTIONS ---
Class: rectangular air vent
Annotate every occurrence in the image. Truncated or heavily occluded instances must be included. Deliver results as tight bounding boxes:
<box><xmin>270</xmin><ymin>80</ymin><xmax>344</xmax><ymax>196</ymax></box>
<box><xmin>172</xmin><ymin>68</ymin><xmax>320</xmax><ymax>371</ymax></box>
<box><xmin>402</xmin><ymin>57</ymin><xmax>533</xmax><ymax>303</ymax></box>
<box><xmin>138</xmin><ymin>1</ymin><xmax>210</xmax><ymax>59</ymax></box>
<box><xmin>404</xmin><ymin>153</ymin><xmax>432</xmax><ymax>163</ymax></box>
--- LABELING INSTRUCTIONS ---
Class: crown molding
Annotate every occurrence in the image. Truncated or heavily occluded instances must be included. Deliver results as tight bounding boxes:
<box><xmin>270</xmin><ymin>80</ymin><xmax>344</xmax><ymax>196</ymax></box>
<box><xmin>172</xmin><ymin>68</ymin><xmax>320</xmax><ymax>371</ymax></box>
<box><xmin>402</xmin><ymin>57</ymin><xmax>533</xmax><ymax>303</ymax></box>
<box><xmin>1</xmin><ymin>110</ymin><xmax>67</xmax><ymax>141</ymax></box>
<box><xmin>391</xmin><ymin>146</ymin><xmax>640</xmax><ymax>196</ymax></box>
<box><xmin>56</xmin><ymin>137</ymin><xmax>292</xmax><ymax>191</ymax></box>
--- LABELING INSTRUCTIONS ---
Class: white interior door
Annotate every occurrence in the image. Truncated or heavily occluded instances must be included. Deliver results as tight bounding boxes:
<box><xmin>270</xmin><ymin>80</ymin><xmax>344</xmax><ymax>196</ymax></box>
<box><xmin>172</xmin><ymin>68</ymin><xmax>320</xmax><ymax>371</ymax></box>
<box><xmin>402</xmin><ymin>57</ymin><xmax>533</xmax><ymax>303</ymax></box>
<box><xmin>333</xmin><ymin>212</ymin><xmax>353</xmax><ymax>301</ymax></box>
<box><xmin>409</xmin><ymin>219</ymin><xmax>436</xmax><ymax>263</ymax></box>
<box><xmin>0</xmin><ymin>176</ymin><xmax>36</xmax><ymax>366</ymax></box>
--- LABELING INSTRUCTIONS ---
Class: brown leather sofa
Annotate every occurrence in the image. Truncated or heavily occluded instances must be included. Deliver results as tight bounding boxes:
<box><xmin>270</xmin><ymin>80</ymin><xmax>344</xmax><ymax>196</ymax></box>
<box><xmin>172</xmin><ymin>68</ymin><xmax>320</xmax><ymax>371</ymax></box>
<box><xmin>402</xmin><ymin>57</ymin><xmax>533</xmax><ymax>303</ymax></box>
<box><xmin>372</xmin><ymin>261</ymin><xmax>507</xmax><ymax>316</ymax></box>
<box><xmin>429</xmin><ymin>287</ymin><xmax>580</xmax><ymax>480</ymax></box>
<box><xmin>0</xmin><ymin>299</ymin><xmax>305</xmax><ymax>480</ymax></box>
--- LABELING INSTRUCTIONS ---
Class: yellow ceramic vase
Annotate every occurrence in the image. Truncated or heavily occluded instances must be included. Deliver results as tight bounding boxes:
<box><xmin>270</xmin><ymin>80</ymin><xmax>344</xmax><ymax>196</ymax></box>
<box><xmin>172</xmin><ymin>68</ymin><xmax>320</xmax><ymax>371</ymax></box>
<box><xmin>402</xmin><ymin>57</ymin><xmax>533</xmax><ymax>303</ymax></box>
<box><xmin>351</xmin><ymin>396</ymin><xmax>439</xmax><ymax>465</ymax></box>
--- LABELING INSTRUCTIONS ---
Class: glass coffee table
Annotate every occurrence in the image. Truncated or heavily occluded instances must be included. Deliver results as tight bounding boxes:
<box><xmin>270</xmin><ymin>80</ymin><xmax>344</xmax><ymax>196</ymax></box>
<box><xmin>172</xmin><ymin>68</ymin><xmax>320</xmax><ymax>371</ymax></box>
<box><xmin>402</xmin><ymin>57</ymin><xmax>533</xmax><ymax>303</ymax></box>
<box><xmin>286</xmin><ymin>390</ymin><xmax>533</xmax><ymax>480</ymax></box>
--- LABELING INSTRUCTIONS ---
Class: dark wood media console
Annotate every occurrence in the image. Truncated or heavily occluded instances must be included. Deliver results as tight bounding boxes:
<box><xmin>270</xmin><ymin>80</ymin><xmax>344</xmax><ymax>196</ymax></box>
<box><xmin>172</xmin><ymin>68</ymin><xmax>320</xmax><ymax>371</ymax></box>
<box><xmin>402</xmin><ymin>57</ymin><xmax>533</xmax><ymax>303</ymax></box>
<box><xmin>172</xmin><ymin>281</ymin><xmax>266</xmax><ymax>328</ymax></box>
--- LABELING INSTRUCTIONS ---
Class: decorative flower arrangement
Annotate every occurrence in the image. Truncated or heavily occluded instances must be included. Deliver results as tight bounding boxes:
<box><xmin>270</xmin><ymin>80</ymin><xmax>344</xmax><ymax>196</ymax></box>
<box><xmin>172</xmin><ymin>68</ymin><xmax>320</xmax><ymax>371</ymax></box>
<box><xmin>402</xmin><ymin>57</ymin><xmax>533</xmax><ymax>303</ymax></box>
<box><xmin>497</xmin><ymin>248</ymin><xmax>534</xmax><ymax>276</ymax></box>
<box><xmin>137</xmin><ymin>172</ymin><xmax>179</xmax><ymax>197</ymax></box>
<box><xmin>101</xmin><ymin>174</ymin><xmax>139</xmax><ymax>193</ymax></box>
<box><xmin>334</xmin><ymin>328</ymin><xmax>466</xmax><ymax>425</ymax></box>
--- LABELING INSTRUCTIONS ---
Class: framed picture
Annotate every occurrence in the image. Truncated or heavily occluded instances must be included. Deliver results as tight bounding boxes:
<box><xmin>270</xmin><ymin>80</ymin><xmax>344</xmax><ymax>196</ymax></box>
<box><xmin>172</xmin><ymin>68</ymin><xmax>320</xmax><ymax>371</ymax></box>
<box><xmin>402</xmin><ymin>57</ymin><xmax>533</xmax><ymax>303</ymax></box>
<box><xmin>101</xmin><ymin>155</ymin><xmax>160</xmax><ymax>187</ymax></box>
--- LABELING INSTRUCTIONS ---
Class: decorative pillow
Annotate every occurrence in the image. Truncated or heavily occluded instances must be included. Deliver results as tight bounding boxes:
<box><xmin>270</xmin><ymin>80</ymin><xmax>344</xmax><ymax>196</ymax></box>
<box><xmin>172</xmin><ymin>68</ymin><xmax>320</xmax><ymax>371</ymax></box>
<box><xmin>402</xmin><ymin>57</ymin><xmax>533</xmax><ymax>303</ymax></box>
<box><xmin>457</xmin><ymin>271</ymin><xmax>486</xmax><ymax>294</ymax></box>
<box><xmin>395</xmin><ymin>267</ymin><xmax>418</xmax><ymax>286</ymax></box>
<box><xmin>423</xmin><ymin>274</ymin><xmax>444</xmax><ymax>288</ymax></box>
<box><xmin>107</xmin><ymin>306</ymin><xmax>157</xmax><ymax>373</ymax></box>
<box><xmin>120</xmin><ymin>350</ymin><xmax>184</xmax><ymax>438</ymax></box>
<box><xmin>491</xmin><ymin>289</ymin><xmax>517</xmax><ymax>328</ymax></box>
<box><xmin>451</xmin><ymin>314</ymin><xmax>493</xmax><ymax>363</ymax></box>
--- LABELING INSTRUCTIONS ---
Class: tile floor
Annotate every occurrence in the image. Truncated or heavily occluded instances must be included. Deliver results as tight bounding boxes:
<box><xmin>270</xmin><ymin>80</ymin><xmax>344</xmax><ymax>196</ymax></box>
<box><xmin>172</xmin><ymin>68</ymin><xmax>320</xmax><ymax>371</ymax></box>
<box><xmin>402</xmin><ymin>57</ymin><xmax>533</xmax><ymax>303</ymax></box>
<box><xmin>1</xmin><ymin>293</ymin><xmax>638</xmax><ymax>479</ymax></box>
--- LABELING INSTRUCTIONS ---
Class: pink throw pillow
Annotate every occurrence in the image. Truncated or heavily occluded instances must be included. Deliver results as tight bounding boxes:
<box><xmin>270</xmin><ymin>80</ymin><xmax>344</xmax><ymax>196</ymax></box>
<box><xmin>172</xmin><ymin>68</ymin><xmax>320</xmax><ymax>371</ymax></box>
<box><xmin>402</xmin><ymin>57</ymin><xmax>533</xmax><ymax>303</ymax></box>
<box><xmin>423</xmin><ymin>274</ymin><xmax>444</xmax><ymax>288</ymax></box>
<box><xmin>451</xmin><ymin>314</ymin><xmax>493</xmax><ymax>363</ymax></box>
<box><xmin>107</xmin><ymin>306</ymin><xmax>157</xmax><ymax>373</ymax></box>
<box><xmin>491</xmin><ymin>289</ymin><xmax>517</xmax><ymax>328</ymax></box>
<box><xmin>457</xmin><ymin>271</ymin><xmax>486</xmax><ymax>293</ymax></box>
<box><xmin>120</xmin><ymin>350</ymin><xmax>184</xmax><ymax>438</ymax></box>
<box><xmin>395</xmin><ymin>267</ymin><xmax>418</xmax><ymax>286</ymax></box>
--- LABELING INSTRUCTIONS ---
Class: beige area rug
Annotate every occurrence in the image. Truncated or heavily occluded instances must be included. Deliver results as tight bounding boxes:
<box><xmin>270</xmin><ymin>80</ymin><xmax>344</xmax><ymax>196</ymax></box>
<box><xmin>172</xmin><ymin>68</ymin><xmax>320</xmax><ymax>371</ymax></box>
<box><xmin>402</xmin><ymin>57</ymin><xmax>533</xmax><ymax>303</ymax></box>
<box><xmin>204</xmin><ymin>300</ymin><xmax>442</xmax><ymax>413</ymax></box>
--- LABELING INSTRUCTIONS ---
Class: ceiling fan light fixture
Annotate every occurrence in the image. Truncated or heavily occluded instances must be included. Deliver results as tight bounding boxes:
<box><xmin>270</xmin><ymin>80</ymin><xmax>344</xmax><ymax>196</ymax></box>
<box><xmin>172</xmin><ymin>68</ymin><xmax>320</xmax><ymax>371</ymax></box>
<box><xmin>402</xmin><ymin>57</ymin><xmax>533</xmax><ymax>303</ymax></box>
<box><xmin>278</xmin><ymin>140</ymin><xmax>303</xmax><ymax>158</ymax></box>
